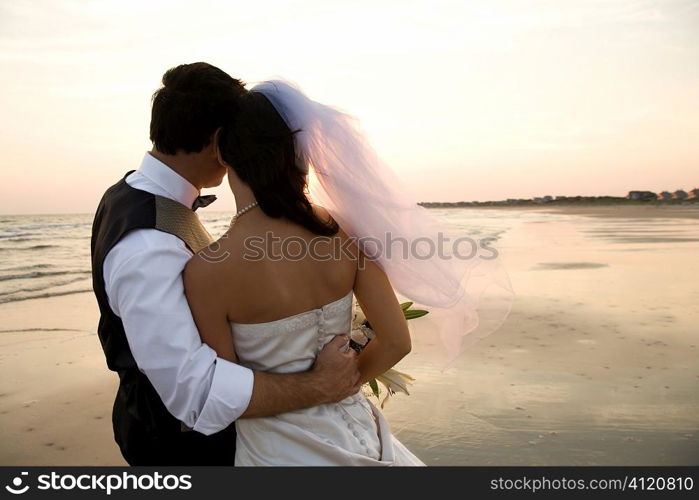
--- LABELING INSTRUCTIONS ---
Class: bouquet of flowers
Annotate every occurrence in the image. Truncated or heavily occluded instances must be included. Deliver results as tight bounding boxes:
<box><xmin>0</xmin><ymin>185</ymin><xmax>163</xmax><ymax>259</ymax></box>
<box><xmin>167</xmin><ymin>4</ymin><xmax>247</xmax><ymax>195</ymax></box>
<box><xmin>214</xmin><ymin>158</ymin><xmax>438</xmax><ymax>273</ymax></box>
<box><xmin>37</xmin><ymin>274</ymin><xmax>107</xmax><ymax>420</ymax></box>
<box><xmin>350</xmin><ymin>301</ymin><xmax>428</xmax><ymax>408</ymax></box>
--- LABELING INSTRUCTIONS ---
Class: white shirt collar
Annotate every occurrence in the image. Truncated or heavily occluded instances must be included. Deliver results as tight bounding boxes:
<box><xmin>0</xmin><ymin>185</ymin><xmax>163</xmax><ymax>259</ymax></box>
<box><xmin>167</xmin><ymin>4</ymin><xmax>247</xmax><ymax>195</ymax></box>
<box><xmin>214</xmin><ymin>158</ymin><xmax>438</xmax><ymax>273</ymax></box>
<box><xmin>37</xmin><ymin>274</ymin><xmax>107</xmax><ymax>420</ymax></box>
<box><xmin>137</xmin><ymin>152</ymin><xmax>200</xmax><ymax>208</ymax></box>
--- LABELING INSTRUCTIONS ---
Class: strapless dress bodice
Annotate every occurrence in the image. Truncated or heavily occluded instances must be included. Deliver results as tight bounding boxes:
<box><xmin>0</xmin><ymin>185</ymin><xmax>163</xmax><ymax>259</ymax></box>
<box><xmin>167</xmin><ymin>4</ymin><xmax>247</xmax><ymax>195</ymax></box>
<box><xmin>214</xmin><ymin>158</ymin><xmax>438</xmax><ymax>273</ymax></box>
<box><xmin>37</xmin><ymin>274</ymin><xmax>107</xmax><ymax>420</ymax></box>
<box><xmin>229</xmin><ymin>289</ymin><xmax>424</xmax><ymax>466</ymax></box>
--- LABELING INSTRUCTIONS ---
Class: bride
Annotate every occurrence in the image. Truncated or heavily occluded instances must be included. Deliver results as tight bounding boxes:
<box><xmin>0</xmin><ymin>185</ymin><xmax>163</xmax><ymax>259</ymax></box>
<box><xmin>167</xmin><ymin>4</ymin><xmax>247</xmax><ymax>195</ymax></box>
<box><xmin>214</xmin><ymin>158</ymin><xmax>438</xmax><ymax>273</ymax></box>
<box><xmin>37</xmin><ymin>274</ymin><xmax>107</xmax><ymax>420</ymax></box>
<box><xmin>183</xmin><ymin>79</ymin><xmax>510</xmax><ymax>465</ymax></box>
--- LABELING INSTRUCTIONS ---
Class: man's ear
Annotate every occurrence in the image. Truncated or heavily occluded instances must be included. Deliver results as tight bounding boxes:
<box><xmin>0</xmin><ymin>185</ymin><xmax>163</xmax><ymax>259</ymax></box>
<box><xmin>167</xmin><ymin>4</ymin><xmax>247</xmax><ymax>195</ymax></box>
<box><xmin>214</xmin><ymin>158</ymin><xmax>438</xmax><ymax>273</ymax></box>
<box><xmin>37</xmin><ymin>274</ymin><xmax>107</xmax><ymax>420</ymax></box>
<box><xmin>213</xmin><ymin>127</ymin><xmax>227</xmax><ymax>166</ymax></box>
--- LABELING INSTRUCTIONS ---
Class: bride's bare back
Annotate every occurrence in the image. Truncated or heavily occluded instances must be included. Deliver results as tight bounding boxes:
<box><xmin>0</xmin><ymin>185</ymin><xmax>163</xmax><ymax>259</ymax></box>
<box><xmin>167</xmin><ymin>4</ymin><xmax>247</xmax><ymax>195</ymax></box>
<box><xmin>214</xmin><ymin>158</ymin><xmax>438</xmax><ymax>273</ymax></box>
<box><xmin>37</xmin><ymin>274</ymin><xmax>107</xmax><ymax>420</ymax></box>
<box><xmin>196</xmin><ymin>205</ymin><xmax>358</xmax><ymax>325</ymax></box>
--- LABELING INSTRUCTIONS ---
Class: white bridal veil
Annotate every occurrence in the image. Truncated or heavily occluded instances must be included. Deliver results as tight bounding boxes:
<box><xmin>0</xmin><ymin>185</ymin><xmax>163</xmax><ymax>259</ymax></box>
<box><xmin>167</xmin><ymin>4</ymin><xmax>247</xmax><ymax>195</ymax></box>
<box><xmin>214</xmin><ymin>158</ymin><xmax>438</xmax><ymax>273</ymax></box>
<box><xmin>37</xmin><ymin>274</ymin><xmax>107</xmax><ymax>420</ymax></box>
<box><xmin>250</xmin><ymin>78</ymin><xmax>515</xmax><ymax>367</ymax></box>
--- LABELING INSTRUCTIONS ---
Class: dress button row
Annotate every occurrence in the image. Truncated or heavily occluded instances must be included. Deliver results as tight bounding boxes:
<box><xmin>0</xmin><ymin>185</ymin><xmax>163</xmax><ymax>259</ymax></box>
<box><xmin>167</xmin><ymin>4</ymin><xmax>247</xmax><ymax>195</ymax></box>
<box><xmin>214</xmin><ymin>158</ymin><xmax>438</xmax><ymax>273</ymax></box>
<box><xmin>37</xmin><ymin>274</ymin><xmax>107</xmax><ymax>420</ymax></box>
<box><xmin>337</xmin><ymin>406</ymin><xmax>374</xmax><ymax>452</ymax></box>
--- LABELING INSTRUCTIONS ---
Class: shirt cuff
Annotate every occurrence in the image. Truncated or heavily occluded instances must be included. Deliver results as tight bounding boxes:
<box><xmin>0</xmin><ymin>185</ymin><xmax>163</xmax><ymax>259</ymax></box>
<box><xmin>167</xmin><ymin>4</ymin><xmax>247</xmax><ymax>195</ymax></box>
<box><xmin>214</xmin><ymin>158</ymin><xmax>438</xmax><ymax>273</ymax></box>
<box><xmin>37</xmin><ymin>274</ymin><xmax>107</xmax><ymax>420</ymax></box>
<box><xmin>191</xmin><ymin>358</ymin><xmax>254</xmax><ymax>436</ymax></box>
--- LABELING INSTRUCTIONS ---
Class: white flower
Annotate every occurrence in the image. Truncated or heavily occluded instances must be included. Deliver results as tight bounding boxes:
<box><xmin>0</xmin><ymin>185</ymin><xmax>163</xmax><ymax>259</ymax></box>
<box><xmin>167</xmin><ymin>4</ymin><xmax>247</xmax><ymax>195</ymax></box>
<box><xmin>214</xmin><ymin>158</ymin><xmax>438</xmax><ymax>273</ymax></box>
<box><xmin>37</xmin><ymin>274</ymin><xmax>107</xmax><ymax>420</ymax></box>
<box><xmin>375</xmin><ymin>368</ymin><xmax>415</xmax><ymax>408</ymax></box>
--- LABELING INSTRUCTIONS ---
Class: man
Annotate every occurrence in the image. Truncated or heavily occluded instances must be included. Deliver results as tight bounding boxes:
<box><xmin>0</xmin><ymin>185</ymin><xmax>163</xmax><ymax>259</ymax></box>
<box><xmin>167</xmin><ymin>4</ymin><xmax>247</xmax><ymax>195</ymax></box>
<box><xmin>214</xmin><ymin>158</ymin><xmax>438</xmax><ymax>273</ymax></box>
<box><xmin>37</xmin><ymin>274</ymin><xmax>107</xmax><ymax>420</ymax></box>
<box><xmin>91</xmin><ymin>62</ymin><xmax>361</xmax><ymax>465</ymax></box>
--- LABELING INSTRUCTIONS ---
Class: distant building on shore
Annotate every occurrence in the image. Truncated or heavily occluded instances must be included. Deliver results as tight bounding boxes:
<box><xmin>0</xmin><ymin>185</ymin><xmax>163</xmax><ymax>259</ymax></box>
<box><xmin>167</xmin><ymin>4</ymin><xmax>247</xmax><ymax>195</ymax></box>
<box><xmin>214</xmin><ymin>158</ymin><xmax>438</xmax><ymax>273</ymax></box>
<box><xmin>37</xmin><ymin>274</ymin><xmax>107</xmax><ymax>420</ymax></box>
<box><xmin>627</xmin><ymin>190</ymin><xmax>657</xmax><ymax>200</ymax></box>
<box><xmin>658</xmin><ymin>191</ymin><xmax>673</xmax><ymax>201</ymax></box>
<box><xmin>673</xmin><ymin>189</ymin><xmax>688</xmax><ymax>200</ymax></box>
<box><xmin>533</xmin><ymin>195</ymin><xmax>553</xmax><ymax>204</ymax></box>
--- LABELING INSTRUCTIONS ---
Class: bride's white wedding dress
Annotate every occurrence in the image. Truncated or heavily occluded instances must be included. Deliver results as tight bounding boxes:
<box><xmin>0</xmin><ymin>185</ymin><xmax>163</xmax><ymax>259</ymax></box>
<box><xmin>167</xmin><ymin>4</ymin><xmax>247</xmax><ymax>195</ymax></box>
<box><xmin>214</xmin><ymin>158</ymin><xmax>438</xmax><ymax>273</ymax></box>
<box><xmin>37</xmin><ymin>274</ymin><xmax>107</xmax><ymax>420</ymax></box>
<box><xmin>230</xmin><ymin>289</ymin><xmax>425</xmax><ymax>466</ymax></box>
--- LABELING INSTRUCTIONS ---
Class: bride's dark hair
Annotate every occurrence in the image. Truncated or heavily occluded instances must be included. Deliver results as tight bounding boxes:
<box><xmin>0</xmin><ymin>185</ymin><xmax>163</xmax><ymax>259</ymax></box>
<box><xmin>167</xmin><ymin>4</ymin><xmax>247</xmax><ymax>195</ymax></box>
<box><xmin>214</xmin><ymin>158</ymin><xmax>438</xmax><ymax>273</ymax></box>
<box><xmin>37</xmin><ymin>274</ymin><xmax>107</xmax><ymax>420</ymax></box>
<box><xmin>218</xmin><ymin>91</ymin><xmax>338</xmax><ymax>236</ymax></box>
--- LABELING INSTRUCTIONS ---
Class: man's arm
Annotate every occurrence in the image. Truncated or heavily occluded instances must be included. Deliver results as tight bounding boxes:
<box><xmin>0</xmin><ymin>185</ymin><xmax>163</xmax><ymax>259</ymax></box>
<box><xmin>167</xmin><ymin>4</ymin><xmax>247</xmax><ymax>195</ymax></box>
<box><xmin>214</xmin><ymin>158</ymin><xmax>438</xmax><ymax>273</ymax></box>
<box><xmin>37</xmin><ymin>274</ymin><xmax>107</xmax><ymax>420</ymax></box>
<box><xmin>104</xmin><ymin>229</ymin><xmax>254</xmax><ymax>436</ymax></box>
<box><xmin>211</xmin><ymin>337</ymin><xmax>359</xmax><ymax>419</ymax></box>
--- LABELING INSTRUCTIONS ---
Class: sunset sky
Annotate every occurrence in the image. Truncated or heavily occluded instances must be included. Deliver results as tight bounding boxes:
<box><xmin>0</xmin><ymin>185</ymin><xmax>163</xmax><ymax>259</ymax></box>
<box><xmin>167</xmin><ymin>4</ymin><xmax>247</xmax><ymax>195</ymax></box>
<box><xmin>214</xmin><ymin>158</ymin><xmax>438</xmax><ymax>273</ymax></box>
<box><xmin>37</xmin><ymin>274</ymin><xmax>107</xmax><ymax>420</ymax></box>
<box><xmin>1</xmin><ymin>0</ymin><xmax>697</xmax><ymax>214</ymax></box>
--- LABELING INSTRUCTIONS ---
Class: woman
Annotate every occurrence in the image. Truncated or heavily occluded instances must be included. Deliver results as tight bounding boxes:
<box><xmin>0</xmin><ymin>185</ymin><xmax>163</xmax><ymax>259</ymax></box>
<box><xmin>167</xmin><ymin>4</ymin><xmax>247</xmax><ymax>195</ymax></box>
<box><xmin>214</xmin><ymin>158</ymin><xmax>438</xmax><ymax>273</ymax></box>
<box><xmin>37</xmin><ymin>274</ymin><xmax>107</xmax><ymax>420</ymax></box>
<box><xmin>183</xmin><ymin>80</ymin><xmax>426</xmax><ymax>465</ymax></box>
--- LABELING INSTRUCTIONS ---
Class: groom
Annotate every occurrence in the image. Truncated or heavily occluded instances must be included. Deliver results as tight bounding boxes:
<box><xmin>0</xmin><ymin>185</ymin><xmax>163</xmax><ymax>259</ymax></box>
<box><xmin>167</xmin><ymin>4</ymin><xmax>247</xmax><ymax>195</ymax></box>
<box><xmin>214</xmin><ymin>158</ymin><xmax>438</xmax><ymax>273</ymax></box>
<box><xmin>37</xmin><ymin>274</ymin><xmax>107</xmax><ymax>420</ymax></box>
<box><xmin>91</xmin><ymin>62</ymin><xmax>361</xmax><ymax>465</ymax></box>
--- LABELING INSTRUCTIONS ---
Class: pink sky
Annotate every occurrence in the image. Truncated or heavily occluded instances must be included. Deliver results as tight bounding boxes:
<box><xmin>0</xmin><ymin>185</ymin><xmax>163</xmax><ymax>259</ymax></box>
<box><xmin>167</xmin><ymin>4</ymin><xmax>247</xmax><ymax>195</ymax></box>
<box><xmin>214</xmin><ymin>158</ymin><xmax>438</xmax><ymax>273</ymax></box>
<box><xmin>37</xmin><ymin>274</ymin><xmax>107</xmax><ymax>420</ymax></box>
<box><xmin>0</xmin><ymin>0</ymin><xmax>697</xmax><ymax>214</ymax></box>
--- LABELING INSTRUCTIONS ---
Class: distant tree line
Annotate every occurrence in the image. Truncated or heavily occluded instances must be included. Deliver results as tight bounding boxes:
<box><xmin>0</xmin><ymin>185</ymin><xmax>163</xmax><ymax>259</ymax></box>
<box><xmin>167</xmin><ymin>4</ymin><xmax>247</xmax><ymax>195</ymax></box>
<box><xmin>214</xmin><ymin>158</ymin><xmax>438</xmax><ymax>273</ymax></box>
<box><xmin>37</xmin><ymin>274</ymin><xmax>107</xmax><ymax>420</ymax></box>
<box><xmin>419</xmin><ymin>188</ymin><xmax>699</xmax><ymax>208</ymax></box>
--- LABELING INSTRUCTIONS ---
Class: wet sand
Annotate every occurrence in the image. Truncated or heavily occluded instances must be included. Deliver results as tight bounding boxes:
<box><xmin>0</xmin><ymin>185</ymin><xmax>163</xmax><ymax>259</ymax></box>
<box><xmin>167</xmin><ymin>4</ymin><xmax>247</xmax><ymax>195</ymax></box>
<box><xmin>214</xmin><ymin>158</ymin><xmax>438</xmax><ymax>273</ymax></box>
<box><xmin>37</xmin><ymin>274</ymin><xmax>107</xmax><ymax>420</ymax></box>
<box><xmin>1</xmin><ymin>204</ymin><xmax>698</xmax><ymax>465</ymax></box>
<box><xmin>473</xmin><ymin>202</ymin><xmax>699</xmax><ymax>220</ymax></box>
<box><xmin>382</xmin><ymin>204</ymin><xmax>699</xmax><ymax>465</ymax></box>
<box><xmin>544</xmin><ymin>203</ymin><xmax>699</xmax><ymax>220</ymax></box>
<box><xmin>0</xmin><ymin>293</ymin><xmax>124</xmax><ymax>465</ymax></box>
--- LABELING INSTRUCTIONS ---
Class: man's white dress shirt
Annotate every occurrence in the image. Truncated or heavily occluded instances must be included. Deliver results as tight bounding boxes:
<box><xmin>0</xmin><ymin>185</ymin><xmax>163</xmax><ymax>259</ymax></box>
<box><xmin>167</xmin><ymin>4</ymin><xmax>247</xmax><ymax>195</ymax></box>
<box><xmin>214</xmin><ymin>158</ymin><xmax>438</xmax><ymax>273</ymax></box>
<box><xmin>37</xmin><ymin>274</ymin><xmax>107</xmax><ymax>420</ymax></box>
<box><xmin>102</xmin><ymin>152</ymin><xmax>254</xmax><ymax>435</ymax></box>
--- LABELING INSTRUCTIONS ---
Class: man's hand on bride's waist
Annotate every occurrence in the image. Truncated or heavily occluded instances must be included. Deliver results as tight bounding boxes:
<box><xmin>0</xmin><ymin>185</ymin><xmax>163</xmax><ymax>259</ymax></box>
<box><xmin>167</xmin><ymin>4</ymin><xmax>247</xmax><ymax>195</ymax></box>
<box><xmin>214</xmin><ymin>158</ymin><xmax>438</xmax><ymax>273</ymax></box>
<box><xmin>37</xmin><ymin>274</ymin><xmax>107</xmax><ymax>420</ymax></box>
<box><xmin>309</xmin><ymin>334</ymin><xmax>362</xmax><ymax>404</ymax></box>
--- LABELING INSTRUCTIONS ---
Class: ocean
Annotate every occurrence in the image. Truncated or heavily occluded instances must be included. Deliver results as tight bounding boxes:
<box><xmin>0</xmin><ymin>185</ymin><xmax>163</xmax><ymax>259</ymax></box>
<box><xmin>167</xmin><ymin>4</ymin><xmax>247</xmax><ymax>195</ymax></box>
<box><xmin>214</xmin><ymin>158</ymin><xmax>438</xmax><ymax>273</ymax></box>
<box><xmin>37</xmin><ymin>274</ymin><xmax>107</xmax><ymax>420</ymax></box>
<box><xmin>0</xmin><ymin>209</ymin><xmax>513</xmax><ymax>305</ymax></box>
<box><xmin>0</xmin><ymin>212</ymin><xmax>240</xmax><ymax>305</ymax></box>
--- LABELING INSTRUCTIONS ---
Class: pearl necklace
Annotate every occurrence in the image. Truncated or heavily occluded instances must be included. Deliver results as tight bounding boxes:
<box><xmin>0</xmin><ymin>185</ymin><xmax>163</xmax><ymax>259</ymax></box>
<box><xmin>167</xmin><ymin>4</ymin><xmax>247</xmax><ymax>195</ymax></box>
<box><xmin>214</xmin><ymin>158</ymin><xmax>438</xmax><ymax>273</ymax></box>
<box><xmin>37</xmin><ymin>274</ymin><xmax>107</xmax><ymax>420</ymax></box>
<box><xmin>230</xmin><ymin>200</ymin><xmax>259</xmax><ymax>227</ymax></box>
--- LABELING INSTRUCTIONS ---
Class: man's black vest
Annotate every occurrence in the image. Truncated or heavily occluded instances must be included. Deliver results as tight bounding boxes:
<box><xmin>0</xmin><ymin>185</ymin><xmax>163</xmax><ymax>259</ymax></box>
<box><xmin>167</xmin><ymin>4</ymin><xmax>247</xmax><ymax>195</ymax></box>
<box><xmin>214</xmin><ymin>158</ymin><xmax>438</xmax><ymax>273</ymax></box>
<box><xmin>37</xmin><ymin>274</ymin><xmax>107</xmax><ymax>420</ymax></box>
<box><xmin>91</xmin><ymin>172</ymin><xmax>236</xmax><ymax>465</ymax></box>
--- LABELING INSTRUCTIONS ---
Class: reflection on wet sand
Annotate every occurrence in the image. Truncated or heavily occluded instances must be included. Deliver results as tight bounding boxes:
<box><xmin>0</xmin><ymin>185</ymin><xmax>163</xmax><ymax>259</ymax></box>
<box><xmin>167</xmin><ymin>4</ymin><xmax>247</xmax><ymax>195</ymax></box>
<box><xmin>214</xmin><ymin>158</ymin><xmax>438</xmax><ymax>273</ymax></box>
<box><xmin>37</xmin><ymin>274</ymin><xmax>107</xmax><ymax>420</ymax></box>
<box><xmin>381</xmin><ymin>206</ymin><xmax>699</xmax><ymax>465</ymax></box>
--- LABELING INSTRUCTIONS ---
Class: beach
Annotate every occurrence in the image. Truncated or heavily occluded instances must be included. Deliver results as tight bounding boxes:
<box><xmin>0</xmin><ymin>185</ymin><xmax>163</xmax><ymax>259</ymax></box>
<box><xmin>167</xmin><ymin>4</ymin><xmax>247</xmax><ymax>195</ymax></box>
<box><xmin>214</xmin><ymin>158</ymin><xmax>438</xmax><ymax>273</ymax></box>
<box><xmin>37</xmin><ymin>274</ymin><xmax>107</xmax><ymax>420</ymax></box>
<box><xmin>1</xmin><ymin>204</ymin><xmax>698</xmax><ymax>465</ymax></box>
<box><xmin>0</xmin><ymin>293</ymin><xmax>123</xmax><ymax>465</ymax></box>
<box><xmin>534</xmin><ymin>203</ymin><xmax>698</xmax><ymax>220</ymax></box>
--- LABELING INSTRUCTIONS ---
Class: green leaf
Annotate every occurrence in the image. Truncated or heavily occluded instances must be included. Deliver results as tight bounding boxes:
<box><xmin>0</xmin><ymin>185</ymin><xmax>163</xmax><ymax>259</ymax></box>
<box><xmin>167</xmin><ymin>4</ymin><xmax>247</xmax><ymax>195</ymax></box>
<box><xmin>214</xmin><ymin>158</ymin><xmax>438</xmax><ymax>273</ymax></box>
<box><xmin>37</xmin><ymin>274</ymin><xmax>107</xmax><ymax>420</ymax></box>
<box><xmin>404</xmin><ymin>309</ymin><xmax>429</xmax><ymax>320</ymax></box>
<box><xmin>369</xmin><ymin>379</ymin><xmax>380</xmax><ymax>398</ymax></box>
<box><xmin>400</xmin><ymin>301</ymin><xmax>414</xmax><ymax>311</ymax></box>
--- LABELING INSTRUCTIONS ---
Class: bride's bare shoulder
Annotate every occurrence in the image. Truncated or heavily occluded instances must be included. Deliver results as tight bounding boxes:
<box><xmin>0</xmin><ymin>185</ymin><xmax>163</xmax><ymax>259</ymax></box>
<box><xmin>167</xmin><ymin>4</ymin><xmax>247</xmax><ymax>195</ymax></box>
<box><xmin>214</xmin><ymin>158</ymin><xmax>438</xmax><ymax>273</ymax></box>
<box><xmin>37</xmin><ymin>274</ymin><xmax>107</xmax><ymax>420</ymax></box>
<box><xmin>183</xmin><ymin>238</ymin><xmax>235</xmax><ymax>289</ymax></box>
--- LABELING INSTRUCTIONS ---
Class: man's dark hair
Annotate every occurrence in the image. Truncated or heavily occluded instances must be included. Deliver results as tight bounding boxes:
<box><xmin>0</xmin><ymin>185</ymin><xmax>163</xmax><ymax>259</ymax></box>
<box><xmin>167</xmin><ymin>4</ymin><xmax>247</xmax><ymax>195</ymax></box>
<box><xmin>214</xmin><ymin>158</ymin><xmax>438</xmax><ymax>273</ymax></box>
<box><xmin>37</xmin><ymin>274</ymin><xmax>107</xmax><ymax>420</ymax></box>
<box><xmin>150</xmin><ymin>62</ymin><xmax>247</xmax><ymax>154</ymax></box>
